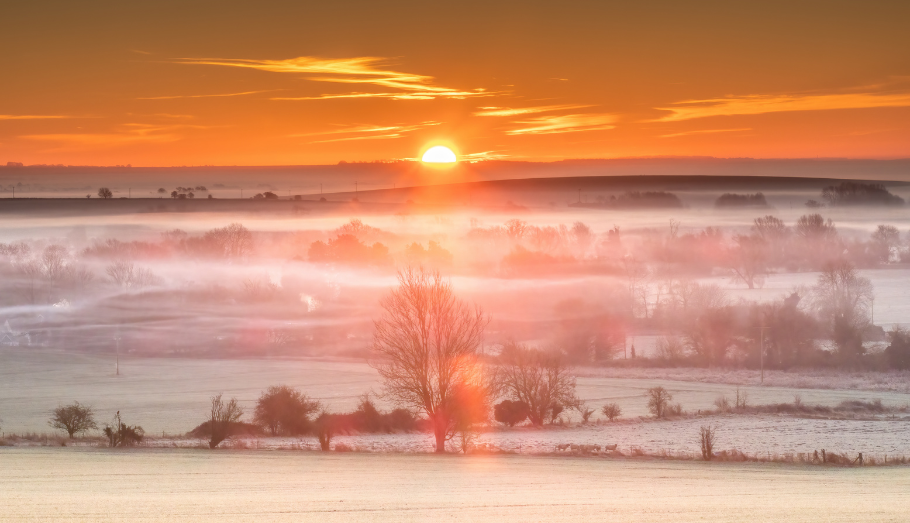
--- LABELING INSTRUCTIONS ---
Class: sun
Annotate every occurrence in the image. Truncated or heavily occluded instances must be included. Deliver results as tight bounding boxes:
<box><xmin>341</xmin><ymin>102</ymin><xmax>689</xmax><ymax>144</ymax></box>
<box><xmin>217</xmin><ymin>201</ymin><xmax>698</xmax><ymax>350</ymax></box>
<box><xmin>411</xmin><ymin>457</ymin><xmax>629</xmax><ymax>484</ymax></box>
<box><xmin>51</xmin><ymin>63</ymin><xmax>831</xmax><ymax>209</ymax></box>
<box><xmin>421</xmin><ymin>145</ymin><xmax>457</xmax><ymax>163</ymax></box>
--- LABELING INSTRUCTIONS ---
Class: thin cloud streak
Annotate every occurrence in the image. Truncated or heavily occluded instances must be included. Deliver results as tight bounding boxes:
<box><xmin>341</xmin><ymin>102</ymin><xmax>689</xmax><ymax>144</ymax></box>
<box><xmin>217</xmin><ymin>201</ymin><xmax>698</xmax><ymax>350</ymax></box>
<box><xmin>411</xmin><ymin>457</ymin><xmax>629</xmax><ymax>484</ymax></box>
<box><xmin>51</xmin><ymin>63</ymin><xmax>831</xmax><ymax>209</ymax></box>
<box><xmin>506</xmin><ymin>113</ymin><xmax>616</xmax><ymax>135</ymax></box>
<box><xmin>274</xmin><ymin>91</ymin><xmax>489</xmax><ymax>101</ymax></box>
<box><xmin>654</xmin><ymin>92</ymin><xmax>910</xmax><ymax>122</ymax></box>
<box><xmin>660</xmin><ymin>127</ymin><xmax>752</xmax><ymax>138</ymax></box>
<box><xmin>294</xmin><ymin>121</ymin><xmax>441</xmax><ymax>143</ymax></box>
<box><xmin>474</xmin><ymin>104</ymin><xmax>592</xmax><ymax>117</ymax></box>
<box><xmin>137</xmin><ymin>90</ymin><xmax>277</xmax><ymax>100</ymax></box>
<box><xmin>20</xmin><ymin>123</ymin><xmax>207</xmax><ymax>147</ymax></box>
<box><xmin>176</xmin><ymin>56</ymin><xmax>490</xmax><ymax>99</ymax></box>
<box><xmin>0</xmin><ymin>115</ymin><xmax>72</xmax><ymax>121</ymax></box>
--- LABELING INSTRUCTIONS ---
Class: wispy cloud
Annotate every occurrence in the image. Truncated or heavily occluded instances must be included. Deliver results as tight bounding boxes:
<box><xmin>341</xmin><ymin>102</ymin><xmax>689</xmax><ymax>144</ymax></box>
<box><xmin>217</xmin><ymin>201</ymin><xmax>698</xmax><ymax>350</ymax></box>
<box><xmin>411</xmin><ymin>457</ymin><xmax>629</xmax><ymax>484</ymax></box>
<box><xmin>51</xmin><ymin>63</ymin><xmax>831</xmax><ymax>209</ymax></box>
<box><xmin>474</xmin><ymin>104</ymin><xmax>591</xmax><ymax>117</ymax></box>
<box><xmin>20</xmin><ymin>123</ymin><xmax>205</xmax><ymax>147</ymax></box>
<box><xmin>653</xmin><ymin>92</ymin><xmax>910</xmax><ymax>122</ymax></box>
<box><xmin>660</xmin><ymin>127</ymin><xmax>752</xmax><ymax>138</ymax></box>
<box><xmin>293</xmin><ymin>121</ymin><xmax>441</xmax><ymax>143</ymax></box>
<box><xmin>137</xmin><ymin>90</ymin><xmax>277</xmax><ymax>100</ymax></box>
<box><xmin>506</xmin><ymin>113</ymin><xmax>616</xmax><ymax>135</ymax></box>
<box><xmin>0</xmin><ymin>115</ymin><xmax>72</xmax><ymax>121</ymax></box>
<box><xmin>461</xmin><ymin>150</ymin><xmax>509</xmax><ymax>161</ymax></box>
<box><xmin>176</xmin><ymin>56</ymin><xmax>490</xmax><ymax>100</ymax></box>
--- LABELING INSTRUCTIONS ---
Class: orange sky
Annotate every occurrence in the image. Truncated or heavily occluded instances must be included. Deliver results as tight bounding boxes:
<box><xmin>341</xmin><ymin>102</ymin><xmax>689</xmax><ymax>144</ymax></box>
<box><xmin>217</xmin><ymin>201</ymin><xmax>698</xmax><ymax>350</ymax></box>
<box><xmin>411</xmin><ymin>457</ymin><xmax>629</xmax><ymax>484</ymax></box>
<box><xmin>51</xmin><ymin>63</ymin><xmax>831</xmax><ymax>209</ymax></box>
<box><xmin>2</xmin><ymin>1</ymin><xmax>909</xmax><ymax>166</ymax></box>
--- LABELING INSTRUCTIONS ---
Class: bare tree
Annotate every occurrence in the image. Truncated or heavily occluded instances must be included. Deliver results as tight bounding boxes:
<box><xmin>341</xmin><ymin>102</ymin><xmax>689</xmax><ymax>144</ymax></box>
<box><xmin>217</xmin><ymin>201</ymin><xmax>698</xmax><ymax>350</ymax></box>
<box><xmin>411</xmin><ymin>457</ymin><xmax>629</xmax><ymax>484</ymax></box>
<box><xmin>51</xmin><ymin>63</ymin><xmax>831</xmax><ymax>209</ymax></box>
<box><xmin>106</xmin><ymin>260</ymin><xmax>159</xmax><ymax>289</ymax></box>
<box><xmin>622</xmin><ymin>255</ymin><xmax>650</xmax><ymax>318</ymax></box>
<box><xmin>601</xmin><ymin>402</ymin><xmax>622</xmax><ymax>421</ymax></box>
<box><xmin>208</xmin><ymin>393</ymin><xmax>244</xmax><ymax>449</ymax></box>
<box><xmin>727</xmin><ymin>234</ymin><xmax>767</xmax><ymax>289</ymax></box>
<box><xmin>504</xmin><ymin>219</ymin><xmax>530</xmax><ymax>241</ymax></box>
<box><xmin>41</xmin><ymin>245</ymin><xmax>70</xmax><ymax>283</ymax></box>
<box><xmin>795</xmin><ymin>214</ymin><xmax>836</xmax><ymax>241</ymax></box>
<box><xmin>371</xmin><ymin>267</ymin><xmax>489</xmax><ymax>453</ymax></box>
<box><xmin>571</xmin><ymin>221</ymin><xmax>594</xmax><ymax>255</ymax></box>
<box><xmin>496</xmin><ymin>343</ymin><xmax>579</xmax><ymax>426</ymax></box>
<box><xmin>646</xmin><ymin>386</ymin><xmax>672</xmax><ymax>418</ymax></box>
<box><xmin>871</xmin><ymin>225</ymin><xmax>900</xmax><ymax>263</ymax></box>
<box><xmin>810</xmin><ymin>260</ymin><xmax>874</xmax><ymax>357</ymax></box>
<box><xmin>752</xmin><ymin>215</ymin><xmax>788</xmax><ymax>242</ymax></box>
<box><xmin>16</xmin><ymin>259</ymin><xmax>42</xmax><ymax>304</ymax></box>
<box><xmin>49</xmin><ymin>402</ymin><xmax>97</xmax><ymax>438</ymax></box>
<box><xmin>97</xmin><ymin>187</ymin><xmax>113</xmax><ymax>199</ymax></box>
<box><xmin>204</xmin><ymin>223</ymin><xmax>253</xmax><ymax>260</ymax></box>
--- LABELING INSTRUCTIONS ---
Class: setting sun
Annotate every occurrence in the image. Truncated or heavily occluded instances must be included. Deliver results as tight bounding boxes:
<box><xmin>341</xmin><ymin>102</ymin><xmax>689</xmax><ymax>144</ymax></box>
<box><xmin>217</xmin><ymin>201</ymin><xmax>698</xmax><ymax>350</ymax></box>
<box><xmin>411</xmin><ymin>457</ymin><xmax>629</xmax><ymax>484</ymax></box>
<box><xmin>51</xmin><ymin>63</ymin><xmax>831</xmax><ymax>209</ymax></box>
<box><xmin>421</xmin><ymin>145</ymin><xmax>457</xmax><ymax>163</ymax></box>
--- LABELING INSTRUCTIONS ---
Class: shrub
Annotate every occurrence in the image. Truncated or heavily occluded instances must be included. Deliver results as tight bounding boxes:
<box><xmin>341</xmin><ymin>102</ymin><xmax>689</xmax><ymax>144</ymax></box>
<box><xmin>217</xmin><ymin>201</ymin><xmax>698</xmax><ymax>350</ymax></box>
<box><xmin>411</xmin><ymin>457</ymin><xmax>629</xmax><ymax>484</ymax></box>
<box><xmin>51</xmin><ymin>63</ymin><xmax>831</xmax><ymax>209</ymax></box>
<box><xmin>700</xmin><ymin>425</ymin><xmax>717</xmax><ymax>461</ymax></box>
<box><xmin>493</xmin><ymin>400</ymin><xmax>530</xmax><ymax>427</ymax></box>
<box><xmin>254</xmin><ymin>385</ymin><xmax>320</xmax><ymax>436</ymax></box>
<box><xmin>714</xmin><ymin>395</ymin><xmax>731</xmax><ymax>412</ymax></box>
<box><xmin>734</xmin><ymin>387</ymin><xmax>749</xmax><ymax>410</ymax></box>
<box><xmin>102</xmin><ymin>412</ymin><xmax>144</xmax><ymax>447</ymax></box>
<box><xmin>601</xmin><ymin>403</ymin><xmax>622</xmax><ymax>421</ymax></box>
<box><xmin>49</xmin><ymin>402</ymin><xmax>97</xmax><ymax>438</ymax></box>
<box><xmin>885</xmin><ymin>328</ymin><xmax>910</xmax><ymax>370</ymax></box>
<box><xmin>579</xmin><ymin>405</ymin><xmax>596</xmax><ymax>423</ymax></box>
<box><xmin>208</xmin><ymin>394</ymin><xmax>244</xmax><ymax>449</ymax></box>
<box><xmin>313</xmin><ymin>412</ymin><xmax>335</xmax><ymax>451</ymax></box>
<box><xmin>646</xmin><ymin>387</ymin><xmax>672</xmax><ymax>418</ymax></box>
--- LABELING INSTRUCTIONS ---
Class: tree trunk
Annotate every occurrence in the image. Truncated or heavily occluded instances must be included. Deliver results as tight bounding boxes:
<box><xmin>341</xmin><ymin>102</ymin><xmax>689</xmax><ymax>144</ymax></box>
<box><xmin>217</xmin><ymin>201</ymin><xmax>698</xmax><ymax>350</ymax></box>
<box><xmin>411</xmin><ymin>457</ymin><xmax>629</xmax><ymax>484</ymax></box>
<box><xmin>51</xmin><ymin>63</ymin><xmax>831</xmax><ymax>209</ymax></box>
<box><xmin>433</xmin><ymin>415</ymin><xmax>447</xmax><ymax>453</ymax></box>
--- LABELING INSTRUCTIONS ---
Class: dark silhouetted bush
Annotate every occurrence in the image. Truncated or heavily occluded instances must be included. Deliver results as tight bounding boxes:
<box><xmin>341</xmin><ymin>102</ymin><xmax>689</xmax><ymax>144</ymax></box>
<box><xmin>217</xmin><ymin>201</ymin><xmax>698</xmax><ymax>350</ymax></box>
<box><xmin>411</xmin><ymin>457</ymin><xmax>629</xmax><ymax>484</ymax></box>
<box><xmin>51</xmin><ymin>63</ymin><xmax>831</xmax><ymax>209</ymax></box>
<box><xmin>493</xmin><ymin>400</ymin><xmax>530</xmax><ymax>427</ymax></box>
<box><xmin>254</xmin><ymin>385</ymin><xmax>320</xmax><ymax>436</ymax></box>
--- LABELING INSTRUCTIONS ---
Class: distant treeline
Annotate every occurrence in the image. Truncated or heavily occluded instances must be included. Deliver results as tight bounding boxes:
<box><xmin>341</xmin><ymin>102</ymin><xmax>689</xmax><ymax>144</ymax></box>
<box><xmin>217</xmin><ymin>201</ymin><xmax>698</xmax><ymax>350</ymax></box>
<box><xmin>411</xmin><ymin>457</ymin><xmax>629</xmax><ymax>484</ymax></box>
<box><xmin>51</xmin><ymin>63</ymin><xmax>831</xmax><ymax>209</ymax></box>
<box><xmin>715</xmin><ymin>193</ymin><xmax>768</xmax><ymax>208</ymax></box>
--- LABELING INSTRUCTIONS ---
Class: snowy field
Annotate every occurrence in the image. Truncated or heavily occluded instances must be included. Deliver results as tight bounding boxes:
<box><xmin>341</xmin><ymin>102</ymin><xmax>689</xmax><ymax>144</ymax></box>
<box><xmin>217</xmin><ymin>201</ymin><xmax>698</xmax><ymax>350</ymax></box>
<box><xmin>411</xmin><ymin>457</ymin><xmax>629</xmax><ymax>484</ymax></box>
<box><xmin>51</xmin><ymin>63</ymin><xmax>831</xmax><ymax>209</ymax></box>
<box><xmin>2</xmin><ymin>448</ymin><xmax>909</xmax><ymax>523</ymax></box>
<box><xmin>3</xmin><ymin>351</ymin><xmax>910</xmax><ymax>457</ymax></box>
<box><xmin>3</xmin><ymin>350</ymin><xmax>910</xmax><ymax>436</ymax></box>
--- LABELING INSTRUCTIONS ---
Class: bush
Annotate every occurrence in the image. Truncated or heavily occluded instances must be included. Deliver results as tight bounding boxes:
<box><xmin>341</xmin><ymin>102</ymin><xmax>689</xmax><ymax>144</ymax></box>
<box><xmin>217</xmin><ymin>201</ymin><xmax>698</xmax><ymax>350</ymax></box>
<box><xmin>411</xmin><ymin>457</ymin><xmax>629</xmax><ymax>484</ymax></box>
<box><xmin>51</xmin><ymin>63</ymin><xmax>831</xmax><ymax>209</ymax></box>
<box><xmin>714</xmin><ymin>395</ymin><xmax>731</xmax><ymax>412</ymax></box>
<box><xmin>313</xmin><ymin>412</ymin><xmax>335</xmax><ymax>451</ymax></box>
<box><xmin>493</xmin><ymin>400</ymin><xmax>530</xmax><ymax>427</ymax></box>
<box><xmin>254</xmin><ymin>385</ymin><xmax>320</xmax><ymax>436</ymax></box>
<box><xmin>601</xmin><ymin>403</ymin><xmax>622</xmax><ymax>421</ymax></box>
<box><xmin>103</xmin><ymin>412</ymin><xmax>144</xmax><ymax>447</ymax></box>
<box><xmin>885</xmin><ymin>328</ymin><xmax>910</xmax><ymax>370</ymax></box>
<box><xmin>646</xmin><ymin>387</ymin><xmax>672</xmax><ymax>418</ymax></box>
<box><xmin>700</xmin><ymin>425</ymin><xmax>717</xmax><ymax>461</ymax></box>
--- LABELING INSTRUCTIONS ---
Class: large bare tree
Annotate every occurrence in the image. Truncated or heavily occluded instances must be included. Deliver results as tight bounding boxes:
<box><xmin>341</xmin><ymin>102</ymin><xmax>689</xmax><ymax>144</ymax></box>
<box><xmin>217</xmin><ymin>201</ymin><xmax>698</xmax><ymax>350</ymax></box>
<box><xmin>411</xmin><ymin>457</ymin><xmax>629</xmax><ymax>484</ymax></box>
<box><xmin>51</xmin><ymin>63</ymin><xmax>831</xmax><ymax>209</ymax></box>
<box><xmin>371</xmin><ymin>267</ymin><xmax>489</xmax><ymax>453</ymax></box>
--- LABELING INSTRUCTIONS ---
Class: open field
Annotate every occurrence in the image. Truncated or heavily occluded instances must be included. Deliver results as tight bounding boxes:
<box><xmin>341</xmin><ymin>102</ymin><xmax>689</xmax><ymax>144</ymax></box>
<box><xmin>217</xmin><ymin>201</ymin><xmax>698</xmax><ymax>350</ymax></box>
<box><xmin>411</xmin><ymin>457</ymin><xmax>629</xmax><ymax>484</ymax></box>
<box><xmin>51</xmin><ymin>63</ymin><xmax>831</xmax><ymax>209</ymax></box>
<box><xmin>2</xmin><ymin>448</ymin><xmax>909</xmax><ymax>523</ymax></box>
<box><xmin>3</xmin><ymin>351</ymin><xmax>909</xmax><ymax>457</ymax></box>
<box><xmin>4</xmin><ymin>350</ymin><xmax>910</xmax><ymax>435</ymax></box>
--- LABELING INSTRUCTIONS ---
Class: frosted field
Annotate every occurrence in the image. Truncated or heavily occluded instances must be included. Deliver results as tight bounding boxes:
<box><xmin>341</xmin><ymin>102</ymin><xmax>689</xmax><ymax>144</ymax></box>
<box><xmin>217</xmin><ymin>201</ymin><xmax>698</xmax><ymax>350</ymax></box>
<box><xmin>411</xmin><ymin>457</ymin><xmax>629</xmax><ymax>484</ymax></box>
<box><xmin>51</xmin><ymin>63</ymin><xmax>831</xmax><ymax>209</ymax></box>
<box><xmin>3</xmin><ymin>350</ymin><xmax>910</xmax><ymax>435</ymax></box>
<box><xmin>2</xmin><ymin>448</ymin><xmax>910</xmax><ymax>523</ymax></box>
<box><xmin>3</xmin><ymin>351</ymin><xmax>910</xmax><ymax>456</ymax></box>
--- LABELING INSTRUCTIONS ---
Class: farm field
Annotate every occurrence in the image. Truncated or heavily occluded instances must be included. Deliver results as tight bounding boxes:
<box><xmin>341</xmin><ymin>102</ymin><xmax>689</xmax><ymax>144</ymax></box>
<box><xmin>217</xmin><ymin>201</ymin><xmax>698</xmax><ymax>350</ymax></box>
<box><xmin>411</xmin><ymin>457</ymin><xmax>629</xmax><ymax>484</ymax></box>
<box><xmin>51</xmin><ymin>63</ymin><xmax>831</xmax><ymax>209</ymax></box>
<box><xmin>3</xmin><ymin>351</ymin><xmax>910</xmax><ymax>457</ymax></box>
<box><xmin>2</xmin><ymin>448</ymin><xmax>909</xmax><ymax>523</ymax></box>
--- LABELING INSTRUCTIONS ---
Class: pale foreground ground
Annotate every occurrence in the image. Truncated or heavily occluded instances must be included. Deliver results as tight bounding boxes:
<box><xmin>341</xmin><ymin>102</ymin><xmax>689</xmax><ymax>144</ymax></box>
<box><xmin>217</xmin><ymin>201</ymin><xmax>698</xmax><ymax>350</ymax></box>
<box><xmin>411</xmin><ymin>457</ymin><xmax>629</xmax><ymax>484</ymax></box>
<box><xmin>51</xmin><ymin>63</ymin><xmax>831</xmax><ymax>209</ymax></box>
<box><xmin>2</xmin><ymin>448</ymin><xmax>909</xmax><ymax>523</ymax></box>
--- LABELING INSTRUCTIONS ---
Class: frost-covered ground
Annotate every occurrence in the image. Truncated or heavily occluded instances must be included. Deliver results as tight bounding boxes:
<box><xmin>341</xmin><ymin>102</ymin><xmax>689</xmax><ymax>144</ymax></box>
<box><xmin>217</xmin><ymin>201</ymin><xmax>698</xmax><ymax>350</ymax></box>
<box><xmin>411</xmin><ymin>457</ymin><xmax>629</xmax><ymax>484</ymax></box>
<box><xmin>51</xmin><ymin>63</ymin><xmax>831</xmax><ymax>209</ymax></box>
<box><xmin>3</xmin><ymin>350</ymin><xmax>910</xmax><ymax>458</ymax></box>
<box><xmin>2</xmin><ymin>448</ymin><xmax>909</xmax><ymax>523</ymax></box>
<box><xmin>57</xmin><ymin>414</ymin><xmax>904</xmax><ymax>457</ymax></box>
<box><xmin>3</xmin><ymin>351</ymin><xmax>910</xmax><ymax>435</ymax></box>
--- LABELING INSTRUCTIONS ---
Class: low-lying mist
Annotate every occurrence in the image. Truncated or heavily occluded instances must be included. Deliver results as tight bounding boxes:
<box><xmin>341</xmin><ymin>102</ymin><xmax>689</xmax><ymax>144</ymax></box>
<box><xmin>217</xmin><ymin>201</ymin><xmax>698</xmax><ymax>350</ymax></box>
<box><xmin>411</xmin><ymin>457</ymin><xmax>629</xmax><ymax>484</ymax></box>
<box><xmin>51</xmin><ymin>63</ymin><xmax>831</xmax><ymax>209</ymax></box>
<box><xmin>2</xmin><ymin>182</ymin><xmax>910</xmax><ymax>372</ymax></box>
